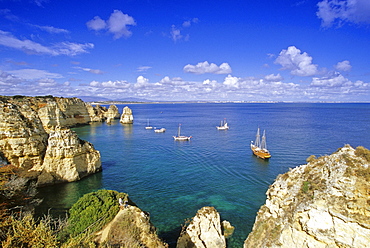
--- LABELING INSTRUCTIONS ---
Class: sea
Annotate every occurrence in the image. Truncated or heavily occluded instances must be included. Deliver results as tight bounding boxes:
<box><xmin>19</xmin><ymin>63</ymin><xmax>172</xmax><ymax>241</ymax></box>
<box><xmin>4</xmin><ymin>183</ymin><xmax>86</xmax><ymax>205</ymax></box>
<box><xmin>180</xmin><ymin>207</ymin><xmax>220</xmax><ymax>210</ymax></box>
<box><xmin>36</xmin><ymin>103</ymin><xmax>370</xmax><ymax>247</ymax></box>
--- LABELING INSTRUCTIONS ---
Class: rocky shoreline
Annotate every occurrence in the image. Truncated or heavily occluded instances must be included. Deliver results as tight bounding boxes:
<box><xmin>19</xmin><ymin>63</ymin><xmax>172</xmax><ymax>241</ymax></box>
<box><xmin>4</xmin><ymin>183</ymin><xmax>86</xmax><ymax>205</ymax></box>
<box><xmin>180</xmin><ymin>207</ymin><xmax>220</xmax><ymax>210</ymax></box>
<box><xmin>1</xmin><ymin>95</ymin><xmax>369</xmax><ymax>247</ymax></box>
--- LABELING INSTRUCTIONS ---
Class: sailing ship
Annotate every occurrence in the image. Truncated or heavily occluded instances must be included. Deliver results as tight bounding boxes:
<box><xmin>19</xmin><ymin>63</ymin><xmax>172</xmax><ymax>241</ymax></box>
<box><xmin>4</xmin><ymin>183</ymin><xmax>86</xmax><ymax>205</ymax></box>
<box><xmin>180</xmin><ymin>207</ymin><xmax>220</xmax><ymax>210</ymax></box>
<box><xmin>250</xmin><ymin>127</ymin><xmax>271</xmax><ymax>159</ymax></box>
<box><xmin>216</xmin><ymin>119</ymin><xmax>229</xmax><ymax>130</ymax></box>
<box><xmin>145</xmin><ymin>119</ymin><xmax>153</xmax><ymax>129</ymax></box>
<box><xmin>173</xmin><ymin>124</ymin><xmax>191</xmax><ymax>141</ymax></box>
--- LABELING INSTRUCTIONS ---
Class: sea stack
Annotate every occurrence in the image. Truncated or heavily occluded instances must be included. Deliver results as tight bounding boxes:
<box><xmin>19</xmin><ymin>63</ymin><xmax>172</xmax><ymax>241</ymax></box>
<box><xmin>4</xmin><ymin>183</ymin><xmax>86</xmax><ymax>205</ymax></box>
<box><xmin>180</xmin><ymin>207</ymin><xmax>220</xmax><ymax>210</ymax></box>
<box><xmin>177</xmin><ymin>206</ymin><xmax>230</xmax><ymax>248</ymax></box>
<box><xmin>244</xmin><ymin>145</ymin><xmax>370</xmax><ymax>248</ymax></box>
<box><xmin>120</xmin><ymin>106</ymin><xmax>134</xmax><ymax>124</ymax></box>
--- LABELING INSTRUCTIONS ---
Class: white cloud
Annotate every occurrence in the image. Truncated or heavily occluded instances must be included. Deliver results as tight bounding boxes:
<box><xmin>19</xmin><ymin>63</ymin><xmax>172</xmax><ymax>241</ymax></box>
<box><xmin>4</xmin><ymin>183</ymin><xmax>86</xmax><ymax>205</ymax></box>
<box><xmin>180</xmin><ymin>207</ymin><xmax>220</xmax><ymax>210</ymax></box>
<box><xmin>86</xmin><ymin>16</ymin><xmax>107</xmax><ymax>31</ymax></box>
<box><xmin>264</xmin><ymin>73</ymin><xmax>284</xmax><ymax>82</ymax></box>
<box><xmin>317</xmin><ymin>0</ymin><xmax>370</xmax><ymax>27</ymax></box>
<box><xmin>137</xmin><ymin>66</ymin><xmax>152</xmax><ymax>72</ymax></box>
<box><xmin>170</xmin><ymin>25</ymin><xmax>183</xmax><ymax>42</ymax></box>
<box><xmin>86</xmin><ymin>10</ymin><xmax>136</xmax><ymax>39</ymax></box>
<box><xmin>275</xmin><ymin>46</ymin><xmax>318</xmax><ymax>76</ymax></box>
<box><xmin>0</xmin><ymin>30</ymin><xmax>93</xmax><ymax>56</ymax></box>
<box><xmin>38</xmin><ymin>78</ymin><xmax>58</xmax><ymax>87</ymax></box>
<box><xmin>32</xmin><ymin>24</ymin><xmax>69</xmax><ymax>34</ymax></box>
<box><xmin>311</xmin><ymin>72</ymin><xmax>353</xmax><ymax>87</ymax></box>
<box><xmin>75</xmin><ymin>67</ymin><xmax>104</xmax><ymax>74</ymax></box>
<box><xmin>335</xmin><ymin>60</ymin><xmax>352</xmax><ymax>71</ymax></box>
<box><xmin>7</xmin><ymin>69</ymin><xmax>63</xmax><ymax>80</ymax></box>
<box><xmin>182</xmin><ymin>18</ymin><xmax>199</xmax><ymax>27</ymax></box>
<box><xmin>184</xmin><ymin>61</ymin><xmax>232</xmax><ymax>74</ymax></box>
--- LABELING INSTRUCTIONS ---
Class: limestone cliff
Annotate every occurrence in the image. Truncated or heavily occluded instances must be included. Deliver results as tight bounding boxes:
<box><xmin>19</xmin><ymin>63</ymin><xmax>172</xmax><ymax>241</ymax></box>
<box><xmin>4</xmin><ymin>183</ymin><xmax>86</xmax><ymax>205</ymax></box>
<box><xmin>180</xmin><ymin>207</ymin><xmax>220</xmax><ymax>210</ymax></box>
<box><xmin>177</xmin><ymin>206</ymin><xmax>234</xmax><ymax>248</ymax></box>
<box><xmin>95</xmin><ymin>205</ymin><xmax>168</xmax><ymax>248</ymax></box>
<box><xmin>244</xmin><ymin>145</ymin><xmax>370</xmax><ymax>248</ymax></box>
<box><xmin>0</xmin><ymin>95</ymin><xmax>110</xmax><ymax>186</ymax></box>
<box><xmin>35</xmin><ymin>126</ymin><xmax>101</xmax><ymax>185</ymax></box>
<box><xmin>120</xmin><ymin>106</ymin><xmax>134</xmax><ymax>124</ymax></box>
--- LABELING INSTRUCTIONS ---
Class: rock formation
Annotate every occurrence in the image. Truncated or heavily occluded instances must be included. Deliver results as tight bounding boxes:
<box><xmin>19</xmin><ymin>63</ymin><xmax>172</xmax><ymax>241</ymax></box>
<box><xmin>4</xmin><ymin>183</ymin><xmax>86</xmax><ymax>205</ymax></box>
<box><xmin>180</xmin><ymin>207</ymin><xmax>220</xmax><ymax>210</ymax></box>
<box><xmin>0</xmin><ymin>95</ymin><xmax>114</xmax><ymax>186</ymax></box>
<box><xmin>120</xmin><ymin>106</ymin><xmax>134</xmax><ymax>124</ymax></box>
<box><xmin>244</xmin><ymin>145</ymin><xmax>370</xmax><ymax>248</ymax></box>
<box><xmin>35</xmin><ymin>126</ymin><xmax>101</xmax><ymax>185</ymax></box>
<box><xmin>104</xmin><ymin>105</ymin><xmax>120</xmax><ymax>124</ymax></box>
<box><xmin>95</xmin><ymin>205</ymin><xmax>168</xmax><ymax>248</ymax></box>
<box><xmin>177</xmin><ymin>206</ymin><xmax>232</xmax><ymax>248</ymax></box>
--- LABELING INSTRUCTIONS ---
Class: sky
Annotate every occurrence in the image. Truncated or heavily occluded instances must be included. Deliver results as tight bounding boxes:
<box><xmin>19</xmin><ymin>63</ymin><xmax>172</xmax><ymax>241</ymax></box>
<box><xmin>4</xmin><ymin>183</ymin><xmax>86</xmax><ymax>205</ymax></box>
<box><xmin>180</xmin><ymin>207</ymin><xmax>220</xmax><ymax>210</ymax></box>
<box><xmin>1</xmin><ymin>0</ymin><xmax>370</xmax><ymax>102</ymax></box>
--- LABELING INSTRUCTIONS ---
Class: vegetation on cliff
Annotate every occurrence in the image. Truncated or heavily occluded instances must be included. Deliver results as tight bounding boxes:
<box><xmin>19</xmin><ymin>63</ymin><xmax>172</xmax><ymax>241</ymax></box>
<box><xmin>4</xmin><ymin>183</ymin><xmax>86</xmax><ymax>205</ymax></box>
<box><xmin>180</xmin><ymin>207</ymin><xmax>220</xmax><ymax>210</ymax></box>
<box><xmin>244</xmin><ymin>145</ymin><xmax>370</xmax><ymax>248</ymax></box>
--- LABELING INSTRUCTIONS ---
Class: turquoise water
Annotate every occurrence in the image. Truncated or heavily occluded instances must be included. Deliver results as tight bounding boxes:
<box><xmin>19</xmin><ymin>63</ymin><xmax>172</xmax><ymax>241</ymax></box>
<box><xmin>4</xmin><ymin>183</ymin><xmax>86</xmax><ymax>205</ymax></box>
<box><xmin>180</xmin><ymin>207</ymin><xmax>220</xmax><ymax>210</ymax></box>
<box><xmin>37</xmin><ymin>103</ymin><xmax>370</xmax><ymax>247</ymax></box>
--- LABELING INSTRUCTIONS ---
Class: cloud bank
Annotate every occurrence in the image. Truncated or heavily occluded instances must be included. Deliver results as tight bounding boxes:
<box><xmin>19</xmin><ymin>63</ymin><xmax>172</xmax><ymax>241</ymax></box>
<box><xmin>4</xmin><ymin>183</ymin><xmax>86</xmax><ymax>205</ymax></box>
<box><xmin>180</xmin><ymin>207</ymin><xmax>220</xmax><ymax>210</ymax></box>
<box><xmin>317</xmin><ymin>0</ymin><xmax>370</xmax><ymax>27</ymax></box>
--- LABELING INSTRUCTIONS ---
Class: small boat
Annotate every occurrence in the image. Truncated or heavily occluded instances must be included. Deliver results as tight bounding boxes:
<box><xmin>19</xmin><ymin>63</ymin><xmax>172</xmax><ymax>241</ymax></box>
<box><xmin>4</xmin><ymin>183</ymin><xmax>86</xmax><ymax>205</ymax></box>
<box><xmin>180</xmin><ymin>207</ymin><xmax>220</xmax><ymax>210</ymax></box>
<box><xmin>145</xmin><ymin>119</ymin><xmax>153</xmax><ymax>129</ymax></box>
<box><xmin>154</xmin><ymin>128</ymin><xmax>166</xmax><ymax>133</ymax></box>
<box><xmin>216</xmin><ymin>119</ymin><xmax>229</xmax><ymax>130</ymax></box>
<box><xmin>173</xmin><ymin>124</ymin><xmax>191</xmax><ymax>141</ymax></box>
<box><xmin>250</xmin><ymin>127</ymin><xmax>271</xmax><ymax>159</ymax></box>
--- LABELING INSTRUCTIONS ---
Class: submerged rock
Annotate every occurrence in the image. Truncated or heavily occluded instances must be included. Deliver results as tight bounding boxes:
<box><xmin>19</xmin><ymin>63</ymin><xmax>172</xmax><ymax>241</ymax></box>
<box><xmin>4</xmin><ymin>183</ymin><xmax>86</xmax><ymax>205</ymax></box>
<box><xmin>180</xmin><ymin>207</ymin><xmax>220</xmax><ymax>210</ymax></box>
<box><xmin>177</xmin><ymin>206</ymin><xmax>231</xmax><ymax>248</ymax></box>
<box><xmin>244</xmin><ymin>145</ymin><xmax>370</xmax><ymax>248</ymax></box>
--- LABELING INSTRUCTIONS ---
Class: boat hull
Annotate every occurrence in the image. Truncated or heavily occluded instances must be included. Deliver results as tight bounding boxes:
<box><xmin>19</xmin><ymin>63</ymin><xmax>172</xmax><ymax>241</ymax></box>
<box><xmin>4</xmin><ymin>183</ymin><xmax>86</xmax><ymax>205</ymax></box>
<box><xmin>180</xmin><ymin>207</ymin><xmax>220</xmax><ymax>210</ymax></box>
<box><xmin>251</xmin><ymin>145</ymin><xmax>271</xmax><ymax>159</ymax></box>
<box><xmin>173</xmin><ymin>136</ymin><xmax>191</xmax><ymax>141</ymax></box>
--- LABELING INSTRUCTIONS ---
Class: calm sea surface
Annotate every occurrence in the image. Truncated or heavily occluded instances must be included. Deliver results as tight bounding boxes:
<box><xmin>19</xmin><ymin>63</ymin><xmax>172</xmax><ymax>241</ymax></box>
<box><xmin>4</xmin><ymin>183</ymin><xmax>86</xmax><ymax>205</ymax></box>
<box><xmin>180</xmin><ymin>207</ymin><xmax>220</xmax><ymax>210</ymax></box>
<box><xmin>37</xmin><ymin>103</ymin><xmax>370</xmax><ymax>247</ymax></box>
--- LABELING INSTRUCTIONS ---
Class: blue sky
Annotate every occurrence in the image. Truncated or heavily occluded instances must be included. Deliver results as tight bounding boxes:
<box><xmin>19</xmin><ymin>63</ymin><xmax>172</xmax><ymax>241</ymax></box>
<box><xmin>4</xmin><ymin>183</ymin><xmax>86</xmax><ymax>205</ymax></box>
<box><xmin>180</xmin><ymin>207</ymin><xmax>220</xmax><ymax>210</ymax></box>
<box><xmin>1</xmin><ymin>0</ymin><xmax>370</xmax><ymax>102</ymax></box>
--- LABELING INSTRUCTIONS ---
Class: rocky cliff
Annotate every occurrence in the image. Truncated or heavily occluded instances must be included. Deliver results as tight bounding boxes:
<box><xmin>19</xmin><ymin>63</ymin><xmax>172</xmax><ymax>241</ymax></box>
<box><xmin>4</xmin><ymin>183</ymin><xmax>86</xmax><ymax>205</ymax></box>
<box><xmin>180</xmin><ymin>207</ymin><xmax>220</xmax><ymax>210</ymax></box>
<box><xmin>95</xmin><ymin>205</ymin><xmax>168</xmax><ymax>248</ymax></box>
<box><xmin>244</xmin><ymin>145</ymin><xmax>370</xmax><ymax>248</ymax></box>
<box><xmin>0</xmin><ymin>95</ymin><xmax>118</xmax><ymax>186</ymax></box>
<box><xmin>177</xmin><ymin>206</ymin><xmax>234</xmax><ymax>248</ymax></box>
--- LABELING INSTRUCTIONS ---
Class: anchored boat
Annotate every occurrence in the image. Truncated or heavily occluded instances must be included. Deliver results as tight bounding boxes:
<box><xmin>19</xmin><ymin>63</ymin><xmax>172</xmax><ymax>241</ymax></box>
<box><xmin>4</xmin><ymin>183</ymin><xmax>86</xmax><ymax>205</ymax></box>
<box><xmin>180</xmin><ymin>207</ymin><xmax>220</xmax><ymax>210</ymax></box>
<box><xmin>145</xmin><ymin>119</ymin><xmax>153</xmax><ymax>129</ymax></box>
<box><xmin>216</xmin><ymin>119</ymin><xmax>229</xmax><ymax>130</ymax></box>
<box><xmin>250</xmin><ymin>127</ymin><xmax>271</xmax><ymax>159</ymax></box>
<box><xmin>173</xmin><ymin>124</ymin><xmax>191</xmax><ymax>141</ymax></box>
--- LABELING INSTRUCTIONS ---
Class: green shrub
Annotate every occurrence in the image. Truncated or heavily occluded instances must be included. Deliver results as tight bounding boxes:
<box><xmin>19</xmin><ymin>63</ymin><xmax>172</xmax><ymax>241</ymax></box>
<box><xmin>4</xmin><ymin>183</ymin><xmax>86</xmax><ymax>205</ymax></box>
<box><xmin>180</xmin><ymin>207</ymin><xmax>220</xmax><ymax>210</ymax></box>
<box><xmin>67</xmin><ymin>189</ymin><xmax>128</xmax><ymax>237</ymax></box>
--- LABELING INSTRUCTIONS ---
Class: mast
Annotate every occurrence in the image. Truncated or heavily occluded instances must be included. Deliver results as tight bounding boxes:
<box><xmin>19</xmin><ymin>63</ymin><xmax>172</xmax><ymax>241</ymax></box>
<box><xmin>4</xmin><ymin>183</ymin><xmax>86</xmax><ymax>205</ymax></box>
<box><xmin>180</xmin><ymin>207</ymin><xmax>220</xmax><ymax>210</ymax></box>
<box><xmin>255</xmin><ymin>127</ymin><xmax>261</xmax><ymax>148</ymax></box>
<box><xmin>261</xmin><ymin>130</ymin><xmax>267</xmax><ymax>150</ymax></box>
<box><xmin>178</xmin><ymin>124</ymin><xmax>181</xmax><ymax>137</ymax></box>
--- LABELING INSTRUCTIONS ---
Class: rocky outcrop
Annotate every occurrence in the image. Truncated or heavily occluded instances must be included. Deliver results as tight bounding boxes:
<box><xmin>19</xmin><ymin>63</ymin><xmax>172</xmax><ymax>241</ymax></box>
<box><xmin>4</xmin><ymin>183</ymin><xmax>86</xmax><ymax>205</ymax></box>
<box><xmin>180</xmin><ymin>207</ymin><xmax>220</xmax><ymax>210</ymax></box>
<box><xmin>35</xmin><ymin>126</ymin><xmax>101</xmax><ymax>185</ymax></box>
<box><xmin>244</xmin><ymin>145</ymin><xmax>370</xmax><ymax>248</ymax></box>
<box><xmin>104</xmin><ymin>105</ymin><xmax>120</xmax><ymax>124</ymax></box>
<box><xmin>177</xmin><ymin>206</ymin><xmax>232</xmax><ymax>248</ymax></box>
<box><xmin>0</xmin><ymin>95</ymin><xmax>110</xmax><ymax>186</ymax></box>
<box><xmin>120</xmin><ymin>106</ymin><xmax>134</xmax><ymax>124</ymax></box>
<box><xmin>95</xmin><ymin>205</ymin><xmax>168</xmax><ymax>248</ymax></box>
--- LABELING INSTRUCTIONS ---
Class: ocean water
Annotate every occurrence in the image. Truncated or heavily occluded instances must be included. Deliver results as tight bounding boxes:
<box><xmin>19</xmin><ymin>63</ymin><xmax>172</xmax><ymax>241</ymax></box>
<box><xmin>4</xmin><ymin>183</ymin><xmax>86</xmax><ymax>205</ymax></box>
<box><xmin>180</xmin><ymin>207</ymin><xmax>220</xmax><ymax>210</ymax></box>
<box><xmin>37</xmin><ymin>103</ymin><xmax>370</xmax><ymax>247</ymax></box>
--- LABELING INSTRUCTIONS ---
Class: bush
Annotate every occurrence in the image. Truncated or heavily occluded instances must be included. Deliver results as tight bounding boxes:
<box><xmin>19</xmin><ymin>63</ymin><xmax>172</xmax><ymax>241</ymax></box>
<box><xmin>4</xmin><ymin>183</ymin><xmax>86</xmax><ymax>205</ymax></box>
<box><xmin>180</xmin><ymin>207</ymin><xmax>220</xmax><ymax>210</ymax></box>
<box><xmin>355</xmin><ymin>146</ymin><xmax>370</xmax><ymax>162</ymax></box>
<box><xmin>67</xmin><ymin>190</ymin><xmax>128</xmax><ymax>237</ymax></box>
<box><xmin>1</xmin><ymin>214</ymin><xmax>59</xmax><ymax>248</ymax></box>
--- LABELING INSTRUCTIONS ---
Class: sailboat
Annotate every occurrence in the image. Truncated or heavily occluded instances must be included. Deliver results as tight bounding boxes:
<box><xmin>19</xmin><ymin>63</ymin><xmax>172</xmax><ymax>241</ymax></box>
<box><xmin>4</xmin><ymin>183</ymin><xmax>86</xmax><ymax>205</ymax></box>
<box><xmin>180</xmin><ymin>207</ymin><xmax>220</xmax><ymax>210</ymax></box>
<box><xmin>173</xmin><ymin>124</ymin><xmax>192</xmax><ymax>141</ymax></box>
<box><xmin>250</xmin><ymin>127</ymin><xmax>271</xmax><ymax>159</ymax></box>
<box><xmin>145</xmin><ymin>119</ymin><xmax>153</xmax><ymax>129</ymax></box>
<box><xmin>216</xmin><ymin>119</ymin><xmax>229</xmax><ymax>130</ymax></box>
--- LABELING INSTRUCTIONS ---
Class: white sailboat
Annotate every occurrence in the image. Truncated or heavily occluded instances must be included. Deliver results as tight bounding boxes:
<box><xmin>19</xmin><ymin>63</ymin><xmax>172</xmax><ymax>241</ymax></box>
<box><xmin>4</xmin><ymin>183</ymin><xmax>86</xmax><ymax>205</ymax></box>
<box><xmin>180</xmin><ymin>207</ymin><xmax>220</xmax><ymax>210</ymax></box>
<box><xmin>216</xmin><ymin>119</ymin><xmax>229</xmax><ymax>130</ymax></box>
<box><xmin>250</xmin><ymin>127</ymin><xmax>271</xmax><ymax>159</ymax></box>
<box><xmin>154</xmin><ymin>127</ymin><xmax>166</xmax><ymax>133</ymax></box>
<box><xmin>173</xmin><ymin>124</ymin><xmax>191</xmax><ymax>141</ymax></box>
<box><xmin>145</xmin><ymin>119</ymin><xmax>153</xmax><ymax>129</ymax></box>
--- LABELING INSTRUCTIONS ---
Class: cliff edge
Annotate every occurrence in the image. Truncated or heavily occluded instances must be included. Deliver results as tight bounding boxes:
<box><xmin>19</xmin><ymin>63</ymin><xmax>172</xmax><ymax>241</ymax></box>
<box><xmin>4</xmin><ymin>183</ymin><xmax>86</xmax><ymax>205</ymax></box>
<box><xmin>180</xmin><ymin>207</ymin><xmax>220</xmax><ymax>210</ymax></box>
<box><xmin>0</xmin><ymin>95</ymin><xmax>119</xmax><ymax>186</ymax></box>
<box><xmin>244</xmin><ymin>145</ymin><xmax>370</xmax><ymax>248</ymax></box>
